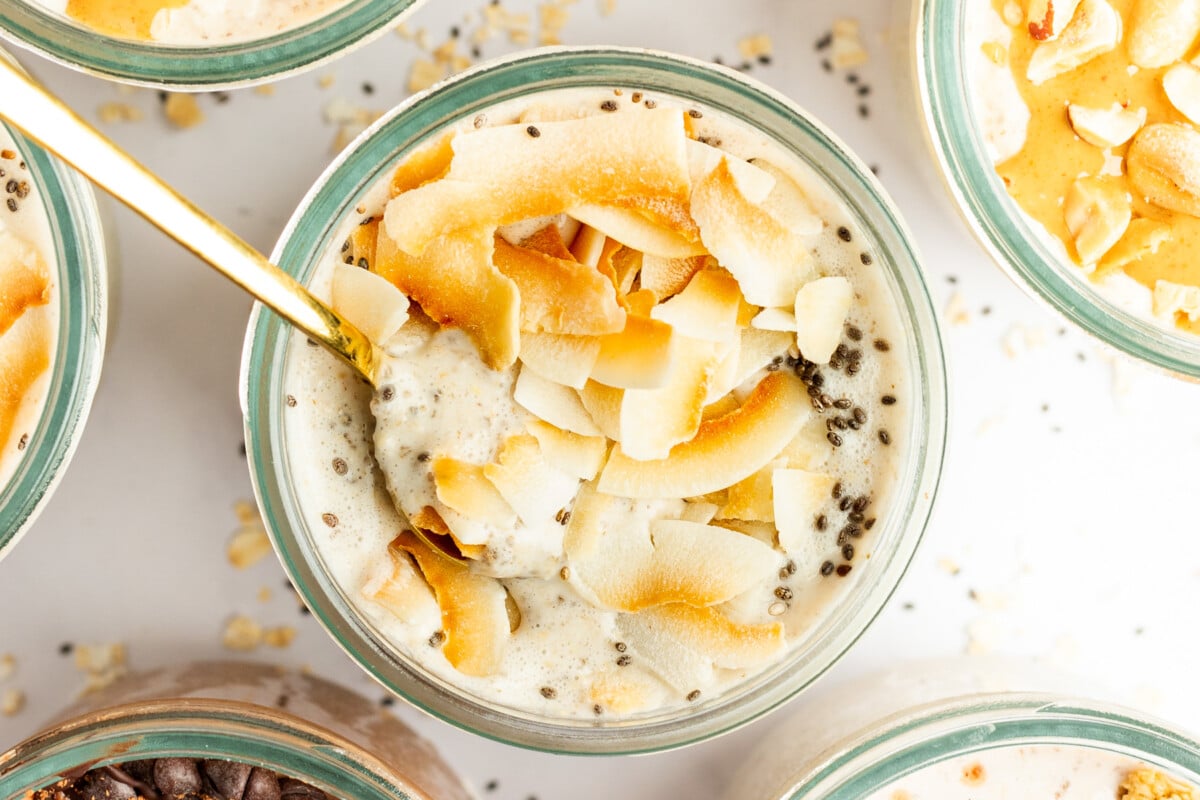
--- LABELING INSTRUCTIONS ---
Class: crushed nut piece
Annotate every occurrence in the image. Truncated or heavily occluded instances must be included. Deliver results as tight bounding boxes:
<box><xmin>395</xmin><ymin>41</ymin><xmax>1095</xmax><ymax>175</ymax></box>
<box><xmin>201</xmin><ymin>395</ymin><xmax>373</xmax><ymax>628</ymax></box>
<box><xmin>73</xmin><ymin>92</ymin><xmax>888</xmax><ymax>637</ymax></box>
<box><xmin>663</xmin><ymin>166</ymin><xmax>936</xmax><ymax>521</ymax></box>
<box><xmin>163</xmin><ymin>94</ymin><xmax>204</xmax><ymax>129</ymax></box>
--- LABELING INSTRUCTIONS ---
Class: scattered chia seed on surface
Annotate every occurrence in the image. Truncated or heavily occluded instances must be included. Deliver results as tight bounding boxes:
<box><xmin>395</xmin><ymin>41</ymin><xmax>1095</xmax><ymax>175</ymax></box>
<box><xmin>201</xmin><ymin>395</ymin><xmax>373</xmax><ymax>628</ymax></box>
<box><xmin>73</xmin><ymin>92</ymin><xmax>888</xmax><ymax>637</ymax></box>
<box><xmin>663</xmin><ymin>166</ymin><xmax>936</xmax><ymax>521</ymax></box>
<box><xmin>644</xmin><ymin>99</ymin><xmax>657</xmax><ymax>109</ymax></box>
<box><xmin>860</xmin><ymin>252</ymin><xmax>873</xmax><ymax>265</ymax></box>
<box><xmin>59</xmin><ymin>642</ymin><xmax>73</xmax><ymax>656</ymax></box>
<box><xmin>540</xmin><ymin>686</ymin><xmax>557</xmax><ymax>699</ymax></box>
<box><xmin>820</xmin><ymin>560</ymin><xmax>835</xmax><ymax>577</ymax></box>
<box><xmin>845</xmin><ymin>325</ymin><xmax>862</xmax><ymax>341</ymax></box>
<box><xmin>332</xmin><ymin>457</ymin><xmax>348</xmax><ymax>475</ymax></box>
<box><xmin>842</xmin><ymin>544</ymin><xmax>855</xmax><ymax>560</ymax></box>
<box><xmin>17</xmin><ymin>433</ymin><xmax>27</xmax><ymax>451</ymax></box>
<box><xmin>688</xmin><ymin>109</ymin><xmax>703</xmax><ymax>118</ymax></box>
<box><xmin>616</xmin><ymin>655</ymin><xmax>632</xmax><ymax>667</ymax></box>
<box><xmin>815</xmin><ymin>514</ymin><xmax>828</xmax><ymax>531</ymax></box>
<box><xmin>473</xmin><ymin>114</ymin><xmax>487</xmax><ymax>129</ymax></box>
<box><xmin>837</xmin><ymin>226</ymin><xmax>852</xmax><ymax>242</ymax></box>
<box><xmin>774</xmin><ymin>586</ymin><xmax>793</xmax><ymax>601</ymax></box>
<box><xmin>873</xmin><ymin>338</ymin><xmax>891</xmax><ymax>352</ymax></box>
<box><xmin>416</xmin><ymin>452</ymin><xmax>431</xmax><ymax>462</ymax></box>
<box><xmin>484</xmin><ymin>780</ymin><xmax>499</xmax><ymax>792</ymax></box>
<box><xmin>879</xmin><ymin>429</ymin><xmax>891</xmax><ymax>445</ymax></box>
<box><xmin>821</xmin><ymin>58</ymin><xmax>833</xmax><ymax>72</ymax></box>
<box><xmin>865</xmin><ymin>518</ymin><xmax>876</xmax><ymax>530</ymax></box>
<box><xmin>593</xmin><ymin>704</ymin><xmax>603</xmax><ymax>715</ymax></box>
<box><xmin>853</xmin><ymin>407</ymin><xmax>867</xmax><ymax>424</ymax></box>
<box><xmin>816</xmin><ymin>32</ymin><xmax>833</xmax><ymax>49</ymax></box>
<box><xmin>881</xmin><ymin>394</ymin><xmax>897</xmax><ymax>405</ymax></box>
<box><xmin>380</xmin><ymin>695</ymin><xmax>396</xmax><ymax>707</ymax></box>
<box><xmin>615</xmin><ymin>641</ymin><xmax>627</xmax><ymax>652</ymax></box>
<box><xmin>858</xmin><ymin>104</ymin><xmax>870</xmax><ymax>118</ymax></box>
<box><xmin>686</xmin><ymin>690</ymin><xmax>702</xmax><ymax>701</ymax></box>
<box><xmin>836</xmin><ymin>564</ymin><xmax>853</xmax><ymax>577</ymax></box>
<box><xmin>321</xmin><ymin>513</ymin><xmax>338</xmax><ymax>528</ymax></box>
<box><xmin>380</xmin><ymin>386</ymin><xmax>394</xmax><ymax>401</ymax></box>
<box><xmin>600</xmin><ymin>100</ymin><xmax>618</xmax><ymax>112</ymax></box>
<box><xmin>834</xmin><ymin>397</ymin><xmax>852</xmax><ymax>410</ymax></box>
<box><xmin>429</xmin><ymin>631</ymin><xmax>446</xmax><ymax>647</ymax></box>
<box><xmin>526</xmin><ymin>125</ymin><xmax>541</xmax><ymax>137</ymax></box>
<box><xmin>832</xmin><ymin>481</ymin><xmax>842</xmax><ymax>499</ymax></box>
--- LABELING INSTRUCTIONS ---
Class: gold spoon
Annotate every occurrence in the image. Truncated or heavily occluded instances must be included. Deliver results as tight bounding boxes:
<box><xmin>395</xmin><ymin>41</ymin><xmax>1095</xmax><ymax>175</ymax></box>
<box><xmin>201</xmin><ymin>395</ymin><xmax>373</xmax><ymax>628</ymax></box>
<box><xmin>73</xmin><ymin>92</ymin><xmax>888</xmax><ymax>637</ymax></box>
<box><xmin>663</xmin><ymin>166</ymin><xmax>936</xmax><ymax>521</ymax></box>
<box><xmin>0</xmin><ymin>57</ymin><xmax>382</xmax><ymax>385</ymax></box>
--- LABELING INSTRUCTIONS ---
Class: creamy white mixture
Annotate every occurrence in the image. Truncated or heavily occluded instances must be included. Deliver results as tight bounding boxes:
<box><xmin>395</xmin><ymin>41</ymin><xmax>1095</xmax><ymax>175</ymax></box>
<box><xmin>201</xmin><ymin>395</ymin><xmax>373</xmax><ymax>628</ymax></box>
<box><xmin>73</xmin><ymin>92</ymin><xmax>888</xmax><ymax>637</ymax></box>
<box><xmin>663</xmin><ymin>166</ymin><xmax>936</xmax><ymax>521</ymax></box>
<box><xmin>964</xmin><ymin>4</ymin><xmax>1169</xmax><ymax>329</ymax></box>
<box><xmin>33</xmin><ymin>0</ymin><xmax>351</xmax><ymax>44</ymax></box>
<box><xmin>0</xmin><ymin>128</ymin><xmax>58</xmax><ymax>490</ymax></box>
<box><xmin>282</xmin><ymin>89</ymin><xmax>911</xmax><ymax>719</ymax></box>
<box><xmin>868</xmin><ymin>746</ymin><xmax>1176</xmax><ymax>800</ymax></box>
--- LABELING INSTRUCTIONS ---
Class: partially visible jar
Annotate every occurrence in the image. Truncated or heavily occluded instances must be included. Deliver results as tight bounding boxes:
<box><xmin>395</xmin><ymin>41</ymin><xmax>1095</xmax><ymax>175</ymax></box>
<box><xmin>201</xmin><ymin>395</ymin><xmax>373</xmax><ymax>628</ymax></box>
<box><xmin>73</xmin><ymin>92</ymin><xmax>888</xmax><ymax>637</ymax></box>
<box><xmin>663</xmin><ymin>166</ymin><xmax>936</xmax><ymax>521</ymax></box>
<box><xmin>0</xmin><ymin>0</ymin><xmax>425</xmax><ymax>90</ymax></box>
<box><xmin>0</xmin><ymin>661</ymin><xmax>471</xmax><ymax>800</ymax></box>
<box><xmin>0</xmin><ymin>48</ymin><xmax>109</xmax><ymax>563</ymax></box>
<box><xmin>728</xmin><ymin>658</ymin><xmax>1200</xmax><ymax>800</ymax></box>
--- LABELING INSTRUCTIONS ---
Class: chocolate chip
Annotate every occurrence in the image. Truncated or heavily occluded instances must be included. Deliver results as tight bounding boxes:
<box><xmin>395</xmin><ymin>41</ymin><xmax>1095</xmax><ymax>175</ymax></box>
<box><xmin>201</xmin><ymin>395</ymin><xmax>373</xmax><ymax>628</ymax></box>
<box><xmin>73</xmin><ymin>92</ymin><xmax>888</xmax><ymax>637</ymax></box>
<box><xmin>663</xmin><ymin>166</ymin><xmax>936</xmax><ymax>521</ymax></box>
<box><xmin>155</xmin><ymin>759</ymin><xmax>203</xmax><ymax>797</ymax></box>
<box><xmin>243</xmin><ymin>770</ymin><xmax>281</xmax><ymax>800</ymax></box>
<box><xmin>77</xmin><ymin>772</ymin><xmax>137</xmax><ymax>800</ymax></box>
<box><xmin>279</xmin><ymin>779</ymin><xmax>328</xmax><ymax>800</ymax></box>
<box><xmin>204</xmin><ymin>760</ymin><xmax>252</xmax><ymax>800</ymax></box>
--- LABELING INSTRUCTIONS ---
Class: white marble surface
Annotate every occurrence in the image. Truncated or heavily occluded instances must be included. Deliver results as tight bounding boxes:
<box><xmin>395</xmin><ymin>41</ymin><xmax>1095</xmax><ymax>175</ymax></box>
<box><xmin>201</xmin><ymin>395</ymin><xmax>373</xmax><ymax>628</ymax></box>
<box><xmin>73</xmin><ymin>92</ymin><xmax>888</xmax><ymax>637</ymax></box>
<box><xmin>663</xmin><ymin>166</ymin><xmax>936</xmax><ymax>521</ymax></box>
<box><xmin>1</xmin><ymin>1</ymin><xmax>1199</xmax><ymax>798</ymax></box>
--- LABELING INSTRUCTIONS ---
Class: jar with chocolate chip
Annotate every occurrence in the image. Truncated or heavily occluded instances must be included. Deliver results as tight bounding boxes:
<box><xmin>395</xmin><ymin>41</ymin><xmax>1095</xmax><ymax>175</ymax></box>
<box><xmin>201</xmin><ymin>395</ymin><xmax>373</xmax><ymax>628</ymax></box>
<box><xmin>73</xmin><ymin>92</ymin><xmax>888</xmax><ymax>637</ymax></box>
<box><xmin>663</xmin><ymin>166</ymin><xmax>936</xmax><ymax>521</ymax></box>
<box><xmin>0</xmin><ymin>661</ymin><xmax>471</xmax><ymax>800</ymax></box>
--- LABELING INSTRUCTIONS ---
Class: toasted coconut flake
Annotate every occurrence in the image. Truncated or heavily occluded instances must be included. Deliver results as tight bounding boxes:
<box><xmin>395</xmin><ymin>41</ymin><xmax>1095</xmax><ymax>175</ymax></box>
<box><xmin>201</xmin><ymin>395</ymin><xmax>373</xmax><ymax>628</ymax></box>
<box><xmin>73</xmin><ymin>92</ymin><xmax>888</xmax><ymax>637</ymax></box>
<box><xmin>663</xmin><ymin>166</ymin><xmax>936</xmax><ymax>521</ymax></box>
<box><xmin>750</xmin><ymin>307</ymin><xmax>797</xmax><ymax>332</ymax></box>
<box><xmin>0</xmin><ymin>307</ymin><xmax>51</xmax><ymax>451</ymax></box>
<box><xmin>599</xmin><ymin>372</ymin><xmax>809</xmax><ymax>498</ymax></box>
<box><xmin>641</xmin><ymin>253</ymin><xmax>709</xmax><ymax>299</ymax></box>
<box><xmin>517</xmin><ymin>222</ymin><xmax>576</xmax><ymax>259</ymax></box>
<box><xmin>701</xmin><ymin>393</ymin><xmax>741</xmax><ymax>421</ymax></box>
<box><xmin>526</xmin><ymin>419</ymin><xmax>609</xmax><ymax>480</ymax></box>
<box><xmin>619</xmin><ymin>337</ymin><xmax>718</xmax><ymax>461</ymax></box>
<box><xmin>578</xmin><ymin>379</ymin><xmax>624</xmax><ymax>440</ymax></box>
<box><xmin>588</xmin><ymin>671</ymin><xmax>662</xmax><ymax>715</ymax></box>
<box><xmin>519</xmin><ymin>331</ymin><xmax>601</xmax><ymax>389</ymax></box>
<box><xmin>565</xmin><ymin>503</ymin><xmax>779</xmax><ymax>612</ymax></box>
<box><xmin>433</xmin><ymin>457</ymin><xmax>518</xmax><ymax>528</ymax></box>
<box><xmin>514</xmin><ymin>366</ymin><xmax>603</xmax><ymax>436</ymax></box>
<box><xmin>751</xmin><ymin>158</ymin><xmax>825</xmax><ymax>236</ymax></box>
<box><xmin>331</xmin><ymin>262</ymin><xmax>410</xmax><ymax>344</ymax></box>
<box><xmin>616</xmin><ymin>610</ymin><xmax>716</xmax><ymax>692</ymax></box>
<box><xmin>718</xmin><ymin>461</ymin><xmax>783</xmax><ymax>522</ymax></box>
<box><xmin>361</xmin><ymin>548</ymin><xmax>438</xmax><ymax>621</ymax></box>
<box><xmin>703</xmin><ymin>338</ymin><xmax>741</xmax><ymax>403</ymax></box>
<box><xmin>680</xmin><ymin>501</ymin><xmax>719</xmax><ymax>524</ymax></box>
<box><xmin>794</xmin><ymin>276</ymin><xmax>854</xmax><ymax>364</ymax></box>
<box><xmin>571</xmin><ymin>204</ymin><xmax>707</xmax><ymax>258</ymax></box>
<box><xmin>0</xmin><ymin>231</ymin><xmax>51</xmax><ymax>338</ymax></box>
<box><xmin>691</xmin><ymin>159</ymin><xmax>813</xmax><ymax>306</ymax></box>
<box><xmin>591</xmin><ymin>315</ymin><xmax>676</xmax><ymax>390</ymax></box>
<box><xmin>493</xmin><ymin>235</ymin><xmax>625</xmax><ymax>335</ymax></box>
<box><xmin>779</xmin><ymin>421</ymin><xmax>832</xmax><ymax>470</ymax></box>
<box><xmin>624</xmin><ymin>603</ymin><xmax>785</xmax><ymax>669</ymax></box>
<box><xmin>391</xmin><ymin>531</ymin><xmax>511</xmax><ymax>676</ymax></box>
<box><xmin>597</xmin><ymin>241</ymin><xmax>644</xmax><ymax>298</ymax></box>
<box><xmin>710</xmin><ymin>518</ymin><xmax>776</xmax><ymax>547</ymax></box>
<box><xmin>385</xmin><ymin>109</ymin><xmax>691</xmax><ymax>254</ymax></box>
<box><xmin>651</xmin><ymin>270</ymin><xmax>741</xmax><ymax>343</ymax></box>
<box><xmin>686</xmin><ymin>141</ymin><xmax>775</xmax><ymax>203</ymax></box>
<box><xmin>484</xmin><ymin>434</ymin><xmax>580</xmax><ymax>525</ymax></box>
<box><xmin>569</xmin><ymin>223</ymin><xmax>608</xmax><ymax>266</ymax></box>
<box><xmin>734</xmin><ymin>328</ymin><xmax>794</xmax><ymax>387</ymax></box>
<box><xmin>374</xmin><ymin>225</ymin><xmax>519</xmax><ymax>369</ymax></box>
<box><xmin>411</xmin><ymin>506</ymin><xmax>487</xmax><ymax>559</ymax></box>
<box><xmin>623</xmin><ymin>289</ymin><xmax>657</xmax><ymax>316</ymax></box>
<box><xmin>389</xmin><ymin>132</ymin><xmax>455</xmax><ymax>197</ymax></box>
<box><xmin>773</xmin><ymin>468</ymin><xmax>838</xmax><ymax>554</ymax></box>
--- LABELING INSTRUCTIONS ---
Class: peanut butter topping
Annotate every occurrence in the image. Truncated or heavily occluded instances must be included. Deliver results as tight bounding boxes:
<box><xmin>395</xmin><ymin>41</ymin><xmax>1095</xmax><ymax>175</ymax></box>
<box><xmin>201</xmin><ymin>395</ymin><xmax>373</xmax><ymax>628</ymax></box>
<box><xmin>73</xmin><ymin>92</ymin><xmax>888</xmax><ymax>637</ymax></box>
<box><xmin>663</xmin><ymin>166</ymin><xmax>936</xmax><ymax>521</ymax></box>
<box><xmin>992</xmin><ymin>0</ymin><xmax>1200</xmax><ymax>334</ymax></box>
<box><xmin>64</xmin><ymin>0</ymin><xmax>189</xmax><ymax>40</ymax></box>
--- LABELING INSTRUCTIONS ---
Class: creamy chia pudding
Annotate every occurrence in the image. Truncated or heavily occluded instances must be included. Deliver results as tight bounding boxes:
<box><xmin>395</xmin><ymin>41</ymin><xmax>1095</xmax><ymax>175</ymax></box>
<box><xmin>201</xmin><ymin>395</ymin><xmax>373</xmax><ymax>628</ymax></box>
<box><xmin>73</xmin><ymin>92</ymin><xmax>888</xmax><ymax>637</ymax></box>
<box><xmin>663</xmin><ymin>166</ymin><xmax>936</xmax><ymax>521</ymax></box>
<box><xmin>966</xmin><ymin>0</ymin><xmax>1200</xmax><ymax>337</ymax></box>
<box><xmin>274</xmin><ymin>85</ymin><xmax>913</xmax><ymax>721</ymax></box>
<box><xmin>29</xmin><ymin>0</ymin><xmax>351</xmax><ymax>43</ymax></box>
<box><xmin>0</xmin><ymin>128</ymin><xmax>56</xmax><ymax>492</ymax></box>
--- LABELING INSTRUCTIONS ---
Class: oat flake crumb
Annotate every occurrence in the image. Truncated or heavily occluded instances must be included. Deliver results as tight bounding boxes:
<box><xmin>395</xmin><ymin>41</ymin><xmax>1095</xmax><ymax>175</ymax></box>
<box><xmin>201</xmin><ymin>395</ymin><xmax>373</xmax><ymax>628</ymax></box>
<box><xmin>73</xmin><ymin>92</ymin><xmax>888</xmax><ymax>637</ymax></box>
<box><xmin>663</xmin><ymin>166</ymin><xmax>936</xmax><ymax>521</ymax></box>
<box><xmin>1120</xmin><ymin>768</ymin><xmax>1196</xmax><ymax>800</ymax></box>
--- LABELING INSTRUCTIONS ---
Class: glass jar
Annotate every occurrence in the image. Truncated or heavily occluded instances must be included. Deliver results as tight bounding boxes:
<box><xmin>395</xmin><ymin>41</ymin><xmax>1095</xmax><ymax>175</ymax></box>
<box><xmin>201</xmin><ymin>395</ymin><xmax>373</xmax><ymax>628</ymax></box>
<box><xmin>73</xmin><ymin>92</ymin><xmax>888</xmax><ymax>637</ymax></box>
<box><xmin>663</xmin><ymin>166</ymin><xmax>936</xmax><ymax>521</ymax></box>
<box><xmin>0</xmin><ymin>56</ymin><xmax>109</xmax><ymax>562</ymax></box>
<box><xmin>910</xmin><ymin>0</ymin><xmax>1200</xmax><ymax>379</ymax></box>
<box><xmin>730</xmin><ymin>658</ymin><xmax>1200</xmax><ymax>799</ymax></box>
<box><xmin>242</xmin><ymin>46</ymin><xmax>948</xmax><ymax>754</ymax></box>
<box><xmin>0</xmin><ymin>0</ymin><xmax>425</xmax><ymax>90</ymax></box>
<box><xmin>0</xmin><ymin>661</ymin><xmax>471</xmax><ymax>800</ymax></box>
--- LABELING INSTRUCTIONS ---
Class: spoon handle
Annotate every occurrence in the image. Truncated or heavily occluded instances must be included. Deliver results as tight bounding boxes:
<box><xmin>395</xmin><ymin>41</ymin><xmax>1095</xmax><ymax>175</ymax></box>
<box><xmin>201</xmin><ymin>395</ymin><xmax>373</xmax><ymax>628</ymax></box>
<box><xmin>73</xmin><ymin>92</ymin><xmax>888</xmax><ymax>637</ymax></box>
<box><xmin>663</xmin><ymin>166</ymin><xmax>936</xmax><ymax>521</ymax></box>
<box><xmin>0</xmin><ymin>56</ymin><xmax>378</xmax><ymax>383</ymax></box>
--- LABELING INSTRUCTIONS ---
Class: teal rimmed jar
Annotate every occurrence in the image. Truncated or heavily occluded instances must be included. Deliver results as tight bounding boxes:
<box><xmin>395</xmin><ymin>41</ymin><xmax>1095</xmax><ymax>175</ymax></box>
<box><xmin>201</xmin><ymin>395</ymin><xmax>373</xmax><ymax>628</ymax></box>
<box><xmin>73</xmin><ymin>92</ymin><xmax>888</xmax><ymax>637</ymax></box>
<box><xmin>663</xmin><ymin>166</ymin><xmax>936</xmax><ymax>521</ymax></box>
<box><xmin>912</xmin><ymin>0</ymin><xmax>1200</xmax><ymax>378</ymax></box>
<box><xmin>242</xmin><ymin>46</ymin><xmax>947</xmax><ymax>754</ymax></box>
<box><xmin>0</xmin><ymin>661</ymin><xmax>471</xmax><ymax>800</ymax></box>
<box><xmin>0</xmin><ymin>99</ymin><xmax>108</xmax><ymax>564</ymax></box>
<box><xmin>738</xmin><ymin>691</ymin><xmax>1200</xmax><ymax>799</ymax></box>
<box><xmin>0</xmin><ymin>0</ymin><xmax>425</xmax><ymax>90</ymax></box>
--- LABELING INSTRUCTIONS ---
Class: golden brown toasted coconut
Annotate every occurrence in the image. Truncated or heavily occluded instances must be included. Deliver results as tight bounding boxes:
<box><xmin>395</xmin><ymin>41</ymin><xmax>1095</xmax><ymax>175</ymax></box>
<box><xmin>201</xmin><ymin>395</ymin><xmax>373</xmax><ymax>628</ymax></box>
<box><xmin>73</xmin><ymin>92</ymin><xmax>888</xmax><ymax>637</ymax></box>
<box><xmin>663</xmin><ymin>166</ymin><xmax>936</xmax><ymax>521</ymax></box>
<box><xmin>619</xmin><ymin>337</ymin><xmax>718</xmax><ymax>461</ymax></box>
<box><xmin>518</xmin><ymin>331</ymin><xmax>601</xmax><ymax>390</ymax></box>
<box><xmin>591</xmin><ymin>316</ymin><xmax>676</xmax><ymax>390</ymax></box>
<box><xmin>749</xmin><ymin>307</ymin><xmax>796</xmax><ymax>332</ymax></box>
<box><xmin>569</xmin><ymin>223</ymin><xmax>608</xmax><ymax>267</ymax></box>
<box><xmin>794</xmin><ymin>276</ymin><xmax>854</xmax><ymax>364</ymax></box>
<box><xmin>623</xmin><ymin>289</ymin><xmax>657</xmax><ymax>317</ymax></box>
<box><xmin>389</xmin><ymin>132</ymin><xmax>456</xmax><ymax>197</ymax></box>
<box><xmin>736</xmin><ymin>295</ymin><xmax>760</xmax><ymax>326</ymax></box>
<box><xmin>390</xmin><ymin>530</ymin><xmax>511</xmax><ymax>676</ymax></box>
<box><xmin>330</xmin><ymin>262</ymin><xmax>410</xmax><ymax>345</ymax></box>
<box><xmin>360</xmin><ymin>547</ymin><xmax>438</xmax><ymax>620</ymax></box>
<box><xmin>773</xmin><ymin>469</ymin><xmax>838</xmax><ymax>554</ymax></box>
<box><xmin>0</xmin><ymin>231</ymin><xmax>51</xmax><ymax>338</ymax></box>
<box><xmin>1120</xmin><ymin>767</ymin><xmax>1196</xmax><ymax>800</ymax></box>
<box><xmin>640</xmin><ymin>253</ymin><xmax>709</xmax><ymax>300</ymax></box>
<box><xmin>686</xmin><ymin>140</ymin><xmax>775</xmax><ymax>203</ymax></box>
<box><xmin>565</xmin><ymin>498</ymin><xmax>779</xmax><ymax>612</ymax></box>
<box><xmin>483</xmin><ymin>434</ymin><xmax>581</xmax><ymax>525</ymax></box>
<box><xmin>578</xmin><ymin>379</ymin><xmax>624</xmax><ymax>440</ymax></box>
<box><xmin>410</xmin><ymin>506</ymin><xmax>487</xmax><ymax>560</ymax></box>
<box><xmin>570</xmin><ymin>204</ymin><xmax>706</xmax><ymax>259</ymax></box>
<box><xmin>680</xmin><ymin>500</ymin><xmax>719</xmax><ymax>524</ymax></box>
<box><xmin>609</xmin><ymin>245</ymin><xmax>644</xmax><ymax>296</ymax></box>
<box><xmin>703</xmin><ymin>338</ymin><xmax>741</xmax><ymax>403</ymax></box>
<box><xmin>701</xmin><ymin>393</ymin><xmax>740</xmax><ymax>421</ymax></box>
<box><xmin>518</xmin><ymin>223</ymin><xmax>575</xmax><ymax>260</ymax></box>
<box><xmin>0</xmin><ymin>306</ymin><xmax>51</xmax><ymax>451</ymax></box>
<box><xmin>691</xmin><ymin>159</ymin><xmax>813</xmax><ymax>306</ymax></box>
<box><xmin>525</xmin><ymin>419</ymin><xmax>608</xmax><ymax>480</ymax></box>
<box><xmin>709</xmin><ymin>518</ymin><xmax>776</xmax><ymax>547</ymax></box>
<box><xmin>374</xmin><ymin>225</ymin><xmax>519</xmax><ymax>369</ymax></box>
<box><xmin>615</xmin><ymin>609</ymin><xmax>715</xmax><ymax>692</ymax></box>
<box><xmin>598</xmin><ymin>372</ymin><xmax>809</xmax><ymax>498</ymax></box>
<box><xmin>651</xmin><ymin>270</ymin><xmax>742</xmax><ymax>343</ymax></box>
<box><xmin>432</xmin><ymin>457</ymin><xmax>518</xmax><ymax>528</ymax></box>
<box><xmin>779</xmin><ymin>421</ymin><xmax>832</xmax><ymax>470</ymax></box>
<box><xmin>718</xmin><ymin>460</ymin><xmax>785</xmax><ymax>522</ymax></box>
<box><xmin>750</xmin><ymin>158</ymin><xmax>825</xmax><ymax>236</ymax></box>
<box><xmin>623</xmin><ymin>603</ymin><xmax>785</xmax><ymax>669</ymax></box>
<box><xmin>734</xmin><ymin>328</ymin><xmax>794</xmax><ymax>387</ymax></box>
<box><xmin>492</xmin><ymin>235</ymin><xmax>626</xmax><ymax>336</ymax></box>
<box><xmin>588</xmin><ymin>671</ymin><xmax>662</xmax><ymax>715</ymax></box>
<box><xmin>384</xmin><ymin>109</ymin><xmax>692</xmax><ymax>254</ymax></box>
<box><xmin>513</xmin><ymin>366</ymin><xmax>603</xmax><ymax>436</ymax></box>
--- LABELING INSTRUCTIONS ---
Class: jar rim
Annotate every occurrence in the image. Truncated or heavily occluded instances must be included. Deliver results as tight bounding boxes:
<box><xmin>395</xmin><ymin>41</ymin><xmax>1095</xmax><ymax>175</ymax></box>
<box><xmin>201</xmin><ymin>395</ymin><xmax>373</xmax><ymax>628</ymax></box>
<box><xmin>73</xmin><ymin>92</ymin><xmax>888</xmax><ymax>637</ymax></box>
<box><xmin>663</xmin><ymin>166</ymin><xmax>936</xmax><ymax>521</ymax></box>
<box><xmin>241</xmin><ymin>44</ymin><xmax>948</xmax><ymax>755</ymax></box>
<box><xmin>0</xmin><ymin>0</ymin><xmax>425</xmax><ymax>90</ymax></box>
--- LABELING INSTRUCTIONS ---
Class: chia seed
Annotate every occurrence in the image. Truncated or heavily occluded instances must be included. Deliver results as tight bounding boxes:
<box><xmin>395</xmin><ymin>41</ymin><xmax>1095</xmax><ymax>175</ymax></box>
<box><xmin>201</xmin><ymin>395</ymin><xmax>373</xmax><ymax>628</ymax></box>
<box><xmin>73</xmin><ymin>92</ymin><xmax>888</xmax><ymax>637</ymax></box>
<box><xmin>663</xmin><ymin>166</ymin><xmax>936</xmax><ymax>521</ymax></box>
<box><xmin>881</xmin><ymin>394</ymin><xmax>897</xmax><ymax>405</ymax></box>
<box><xmin>615</xmin><ymin>642</ymin><xmax>627</xmax><ymax>653</ymax></box>
<box><xmin>837</xmin><ymin>226</ymin><xmax>852</xmax><ymax>242</ymax></box>
<box><xmin>774</xmin><ymin>586</ymin><xmax>793</xmax><ymax>601</ymax></box>
<box><xmin>429</xmin><ymin>631</ymin><xmax>446</xmax><ymax>647</ymax></box>
<box><xmin>593</xmin><ymin>704</ymin><xmax>603</xmax><ymax>715</ymax></box>
<box><xmin>473</xmin><ymin>114</ymin><xmax>487</xmax><ymax>129</ymax></box>
<box><xmin>860</xmin><ymin>252</ymin><xmax>873</xmax><ymax>265</ymax></box>
<box><xmin>286</xmin><ymin>395</ymin><xmax>297</xmax><ymax>407</ymax></box>
<box><xmin>815</xmin><ymin>514</ymin><xmax>828</xmax><ymax>531</ymax></box>
<box><xmin>600</xmin><ymin>100</ymin><xmax>618</xmax><ymax>112</ymax></box>
<box><xmin>540</xmin><ymin>686</ymin><xmax>557</xmax><ymax>699</ymax></box>
<box><xmin>820</xmin><ymin>560</ymin><xmax>835</xmax><ymax>577</ymax></box>
<box><xmin>853</xmin><ymin>407</ymin><xmax>867</xmax><ymax>424</ymax></box>
<box><xmin>616</xmin><ymin>655</ymin><xmax>631</xmax><ymax>667</ymax></box>
<box><xmin>836</xmin><ymin>564</ymin><xmax>853</xmax><ymax>577</ymax></box>
<box><xmin>321</xmin><ymin>513</ymin><xmax>338</xmax><ymax>528</ymax></box>
<box><xmin>827</xmin><ymin>432</ymin><xmax>842</xmax><ymax>447</ymax></box>
<box><xmin>842</xmin><ymin>544</ymin><xmax>855</xmax><ymax>560</ymax></box>
<box><xmin>688</xmin><ymin>109</ymin><xmax>703</xmax><ymax>119</ymax></box>
<box><xmin>6</xmin><ymin>199</ymin><xmax>16</xmax><ymax>212</ymax></box>
<box><xmin>846</xmin><ymin>361</ymin><xmax>861</xmax><ymax>376</ymax></box>
<box><xmin>832</xmin><ymin>481</ymin><xmax>842</xmax><ymax>499</ymax></box>
<box><xmin>686</xmin><ymin>690</ymin><xmax>702</xmax><ymax>702</ymax></box>
<box><xmin>644</xmin><ymin>99</ymin><xmax>657</xmax><ymax>109</ymax></box>
<box><xmin>833</xmin><ymin>397</ymin><xmax>851</xmax><ymax>410</ymax></box>
<box><xmin>873</xmin><ymin>338</ymin><xmax>891</xmax><ymax>352</ymax></box>
<box><xmin>526</xmin><ymin>125</ymin><xmax>541</xmax><ymax>137</ymax></box>
<box><xmin>865</xmin><ymin>518</ymin><xmax>876</xmax><ymax>530</ymax></box>
<box><xmin>845</xmin><ymin>325</ymin><xmax>863</xmax><ymax>341</ymax></box>
<box><xmin>879</xmin><ymin>429</ymin><xmax>892</xmax><ymax>445</ymax></box>
<box><xmin>332</xmin><ymin>457</ymin><xmax>348</xmax><ymax>475</ymax></box>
